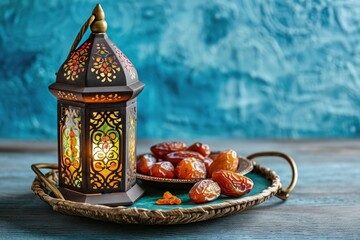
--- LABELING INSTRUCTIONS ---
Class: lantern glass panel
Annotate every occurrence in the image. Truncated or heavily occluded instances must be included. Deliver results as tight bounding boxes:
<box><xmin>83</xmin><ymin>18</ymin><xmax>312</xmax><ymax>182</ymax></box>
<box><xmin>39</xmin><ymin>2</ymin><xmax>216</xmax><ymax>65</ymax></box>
<box><xmin>127</xmin><ymin>105</ymin><xmax>137</xmax><ymax>187</ymax></box>
<box><xmin>89</xmin><ymin>111</ymin><xmax>123</xmax><ymax>191</ymax></box>
<box><xmin>59</xmin><ymin>105</ymin><xmax>82</xmax><ymax>189</ymax></box>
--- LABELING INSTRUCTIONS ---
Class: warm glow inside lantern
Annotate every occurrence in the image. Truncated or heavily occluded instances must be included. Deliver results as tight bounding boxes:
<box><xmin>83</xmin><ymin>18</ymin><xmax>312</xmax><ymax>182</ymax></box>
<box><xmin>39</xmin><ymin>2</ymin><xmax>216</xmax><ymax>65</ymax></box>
<box><xmin>48</xmin><ymin>4</ymin><xmax>144</xmax><ymax>206</ymax></box>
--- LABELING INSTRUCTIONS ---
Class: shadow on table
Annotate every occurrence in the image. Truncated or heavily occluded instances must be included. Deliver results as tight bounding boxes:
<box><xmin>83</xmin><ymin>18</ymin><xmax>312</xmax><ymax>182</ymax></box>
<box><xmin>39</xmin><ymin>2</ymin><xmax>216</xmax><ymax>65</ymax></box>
<box><xmin>0</xmin><ymin>193</ymin><xmax>283</xmax><ymax>239</ymax></box>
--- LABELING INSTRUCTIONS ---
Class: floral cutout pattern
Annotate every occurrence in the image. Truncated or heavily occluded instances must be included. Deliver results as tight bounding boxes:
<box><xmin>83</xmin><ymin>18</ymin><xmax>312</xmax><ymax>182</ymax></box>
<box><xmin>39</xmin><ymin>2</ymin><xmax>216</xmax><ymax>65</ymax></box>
<box><xmin>57</xmin><ymin>91</ymin><xmax>78</xmax><ymax>100</ymax></box>
<box><xmin>63</xmin><ymin>42</ymin><xmax>91</xmax><ymax>81</ymax></box>
<box><xmin>60</xmin><ymin>106</ymin><xmax>82</xmax><ymax>188</ymax></box>
<box><xmin>91</xmin><ymin>43</ymin><xmax>121</xmax><ymax>83</ymax></box>
<box><xmin>91</xmin><ymin>94</ymin><xmax>122</xmax><ymax>102</ymax></box>
<box><xmin>89</xmin><ymin>111</ymin><xmax>123</xmax><ymax>190</ymax></box>
<box><xmin>112</xmin><ymin>43</ymin><xmax>136</xmax><ymax>80</ymax></box>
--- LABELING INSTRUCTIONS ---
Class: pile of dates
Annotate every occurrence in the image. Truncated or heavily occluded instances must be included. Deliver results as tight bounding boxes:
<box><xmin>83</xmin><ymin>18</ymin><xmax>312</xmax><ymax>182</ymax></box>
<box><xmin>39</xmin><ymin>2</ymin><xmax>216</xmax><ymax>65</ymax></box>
<box><xmin>137</xmin><ymin>141</ymin><xmax>254</xmax><ymax>204</ymax></box>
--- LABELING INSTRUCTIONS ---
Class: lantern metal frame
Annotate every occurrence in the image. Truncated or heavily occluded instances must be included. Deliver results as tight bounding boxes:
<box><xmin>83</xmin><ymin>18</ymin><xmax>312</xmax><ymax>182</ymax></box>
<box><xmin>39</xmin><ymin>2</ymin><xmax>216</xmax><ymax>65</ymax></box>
<box><xmin>48</xmin><ymin>4</ymin><xmax>144</xmax><ymax>206</ymax></box>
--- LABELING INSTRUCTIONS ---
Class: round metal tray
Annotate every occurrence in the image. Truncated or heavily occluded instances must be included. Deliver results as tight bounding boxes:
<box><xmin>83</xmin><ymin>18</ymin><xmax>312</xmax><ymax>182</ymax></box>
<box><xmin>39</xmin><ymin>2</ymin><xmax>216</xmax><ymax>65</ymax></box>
<box><xmin>31</xmin><ymin>151</ymin><xmax>297</xmax><ymax>225</ymax></box>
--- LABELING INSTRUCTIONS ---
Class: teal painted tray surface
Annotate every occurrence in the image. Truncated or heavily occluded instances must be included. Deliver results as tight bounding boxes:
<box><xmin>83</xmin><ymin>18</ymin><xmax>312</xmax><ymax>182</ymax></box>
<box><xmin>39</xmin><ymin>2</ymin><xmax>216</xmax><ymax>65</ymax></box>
<box><xmin>134</xmin><ymin>172</ymin><xmax>270</xmax><ymax>210</ymax></box>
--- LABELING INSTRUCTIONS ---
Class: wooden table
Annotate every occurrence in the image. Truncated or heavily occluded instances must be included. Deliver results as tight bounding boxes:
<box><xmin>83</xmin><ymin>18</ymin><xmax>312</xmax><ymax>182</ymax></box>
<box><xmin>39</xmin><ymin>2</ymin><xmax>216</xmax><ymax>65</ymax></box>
<box><xmin>1</xmin><ymin>140</ymin><xmax>359</xmax><ymax>239</ymax></box>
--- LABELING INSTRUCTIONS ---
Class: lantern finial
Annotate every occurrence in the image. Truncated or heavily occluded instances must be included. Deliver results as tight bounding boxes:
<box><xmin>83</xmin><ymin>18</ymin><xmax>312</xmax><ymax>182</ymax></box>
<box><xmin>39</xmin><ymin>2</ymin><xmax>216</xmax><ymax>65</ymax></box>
<box><xmin>91</xmin><ymin>4</ymin><xmax>107</xmax><ymax>33</ymax></box>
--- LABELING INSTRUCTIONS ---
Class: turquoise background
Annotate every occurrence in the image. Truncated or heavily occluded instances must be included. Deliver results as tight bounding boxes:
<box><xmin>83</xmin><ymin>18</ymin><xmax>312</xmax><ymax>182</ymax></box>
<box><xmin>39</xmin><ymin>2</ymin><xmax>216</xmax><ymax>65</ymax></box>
<box><xmin>0</xmin><ymin>0</ymin><xmax>359</xmax><ymax>139</ymax></box>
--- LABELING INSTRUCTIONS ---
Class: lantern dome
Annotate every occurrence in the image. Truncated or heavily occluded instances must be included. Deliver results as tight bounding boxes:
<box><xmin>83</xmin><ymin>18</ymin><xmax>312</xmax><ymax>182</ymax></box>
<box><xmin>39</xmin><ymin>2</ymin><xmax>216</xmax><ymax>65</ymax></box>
<box><xmin>49</xmin><ymin>4</ymin><xmax>144</xmax><ymax>104</ymax></box>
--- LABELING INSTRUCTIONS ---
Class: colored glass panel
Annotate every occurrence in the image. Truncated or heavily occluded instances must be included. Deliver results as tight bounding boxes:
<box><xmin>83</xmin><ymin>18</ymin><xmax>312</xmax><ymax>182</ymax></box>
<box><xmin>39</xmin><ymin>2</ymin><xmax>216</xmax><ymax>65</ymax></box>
<box><xmin>60</xmin><ymin>106</ymin><xmax>82</xmax><ymax>188</ymax></box>
<box><xmin>89</xmin><ymin>111</ymin><xmax>123</xmax><ymax>190</ymax></box>
<box><xmin>127</xmin><ymin>106</ymin><xmax>137</xmax><ymax>187</ymax></box>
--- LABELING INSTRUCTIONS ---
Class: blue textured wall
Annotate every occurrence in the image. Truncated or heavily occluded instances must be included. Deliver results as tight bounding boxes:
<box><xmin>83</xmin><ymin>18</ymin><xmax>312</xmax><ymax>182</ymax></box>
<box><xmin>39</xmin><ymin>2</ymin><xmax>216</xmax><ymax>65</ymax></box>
<box><xmin>0</xmin><ymin>0</ymin><xmax>360</xmax><ymax>139</ymax></box>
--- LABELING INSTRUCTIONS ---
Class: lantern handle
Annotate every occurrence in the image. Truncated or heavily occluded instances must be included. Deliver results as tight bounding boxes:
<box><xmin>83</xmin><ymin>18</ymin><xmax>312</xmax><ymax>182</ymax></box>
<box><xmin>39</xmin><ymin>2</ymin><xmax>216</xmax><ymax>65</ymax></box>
<box><xmin>67</xmin><ymin>4</ymin><xmax>107</xmax><ymax>58</ymax></box>
<box><xmin>67</xmin><ymin>14</ymin><xmax>96</xmax><ymax>58</ymax></box>
<box><xmin>246</xmin><ymin>151</ymin><xmax>298</xmax><ymax>200</ymax></box>
<box><xmin>31</xmin><ymin>163</ymin><xmax>65</xmax><ymax>200</ymax></box>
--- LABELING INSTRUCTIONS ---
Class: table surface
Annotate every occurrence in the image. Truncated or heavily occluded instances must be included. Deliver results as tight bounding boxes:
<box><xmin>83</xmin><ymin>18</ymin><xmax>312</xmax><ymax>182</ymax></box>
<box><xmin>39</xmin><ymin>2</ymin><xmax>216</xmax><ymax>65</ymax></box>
<box><xmin>0</xmin><ymin>139</ymin><xmax>359</xmax><ymax>239</ymax></box>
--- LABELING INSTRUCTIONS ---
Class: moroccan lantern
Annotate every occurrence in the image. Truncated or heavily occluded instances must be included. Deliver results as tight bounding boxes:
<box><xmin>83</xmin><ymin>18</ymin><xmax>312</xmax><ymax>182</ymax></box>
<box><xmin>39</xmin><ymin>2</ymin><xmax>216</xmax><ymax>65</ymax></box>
<box><xmin>48</xmin><ymin>4</ymin><xmax>144</xmax><ymax>205</ymax></box>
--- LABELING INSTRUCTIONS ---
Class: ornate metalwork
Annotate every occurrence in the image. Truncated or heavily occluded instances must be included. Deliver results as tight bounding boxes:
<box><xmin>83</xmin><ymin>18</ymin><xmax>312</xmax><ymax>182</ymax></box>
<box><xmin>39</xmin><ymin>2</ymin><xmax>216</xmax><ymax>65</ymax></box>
<box><xmin>89</xmin><ymin>111</ymin><xmax>123</xmax><ymax>190</ymax></box>
<box><xmin>63</xmin><ymin>42</ymin><xmax>91</xmax><ymax>81</ymax></box>
<box><xmin>60</xmin><ymin>106</ymin><xmax>82</xmax><ymax>188</ymax></box>
<box><xmin>91</xmin><ymin>94</ymin><xmax>122</xmax><ymax>102</ymax></box>
<box><xmin>57</xmin><ymin>91</ymin><xmax>78</xmax><ymax>100</ymax></box>
<box><xmin>48</xmin><ymin>4</ymin><xmax>145</xmax><ymax>205</ymax></box>
<box><xmin>112</xmin><ymin>43</ymin><xmax>136</xmax><ymax>80</ymax></box>
<box><xmin>91</xmin><ymin>43</ymin><xmax>121</xmax><ymax>83</ymax></box>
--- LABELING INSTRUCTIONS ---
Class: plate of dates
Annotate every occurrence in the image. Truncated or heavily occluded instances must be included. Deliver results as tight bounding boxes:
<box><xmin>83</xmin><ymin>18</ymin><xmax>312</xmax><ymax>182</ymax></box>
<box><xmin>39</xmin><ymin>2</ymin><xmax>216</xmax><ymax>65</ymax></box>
<box><xmin>136</xmin><ymin>141</ymin><xmax>254</xmax><ymax>189</ymax></box>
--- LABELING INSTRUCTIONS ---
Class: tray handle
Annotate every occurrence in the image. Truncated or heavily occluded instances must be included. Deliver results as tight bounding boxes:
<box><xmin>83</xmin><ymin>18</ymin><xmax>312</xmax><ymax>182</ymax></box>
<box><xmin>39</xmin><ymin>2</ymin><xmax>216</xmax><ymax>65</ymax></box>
<box><xmin>246</xmin><ymin>151</ymin><xmax>298</xmax><ymax>200</ymax></box>
<box><xmin>31</xmin><ymin>163</ymin><xmax>65</xmax><ymax>200</ymax></box>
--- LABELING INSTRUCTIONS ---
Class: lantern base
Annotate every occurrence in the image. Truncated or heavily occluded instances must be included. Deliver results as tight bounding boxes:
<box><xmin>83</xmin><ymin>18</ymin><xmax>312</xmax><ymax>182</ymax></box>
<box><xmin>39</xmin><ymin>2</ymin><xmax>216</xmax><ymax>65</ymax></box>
<box><xmin>59</xmin><ymin>184</ymin><xmax>144</xmax><ymax>206</ymax></box>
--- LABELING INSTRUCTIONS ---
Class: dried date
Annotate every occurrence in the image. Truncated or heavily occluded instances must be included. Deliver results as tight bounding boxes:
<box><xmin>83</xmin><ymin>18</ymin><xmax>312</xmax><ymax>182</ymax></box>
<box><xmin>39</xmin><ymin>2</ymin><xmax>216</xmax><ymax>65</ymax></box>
<box><xmin>136</xmin><ymin>153</ymin><xmax>157</xmax><ymax>175</ymax></box>
<box><xmin>207</xmin><ymin>149</ymin><xmax>239</xmax><ymax>177</ymax></box>
<box><xmin>165</xmin><ymin>151</ymin><xmax>205</xmax><ymax>166</ymax></box>
<box><xmin>150</xmin><ymin>141</ymin><xmax>187</xmax><ymax>159</ymax></box>
<box><xmin>212</xmin><ymin>170</ymin><xmax>253</xmax><ymax>197</ymax></box>
<box><xmin>208</xmin><ymin>153</ymin><xmax>219</xmax><ymax>161</ymax></box>
<box><xmin>203</xmin><ymin>157</ymin><xmax>214</xmax><ymax>173</ymax></box>
<box><xmin>187</xmin><ymin>142</ymin><xmax>211</xmax><ymax>157</ymax></box>
<box><xmin>189</xmin><ymin>179</ymin><xmax>221</xmax><ymax>203</ymax></box>
<box><xmin>149</xmin><ymin>161</ymin><xmax>175</xmax><ymax>179</ymax></box>
<box><xmin>175</xmin><ymin>158</ymin><xmax>206</xmax><ymax>179</ymax></box>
